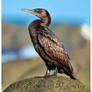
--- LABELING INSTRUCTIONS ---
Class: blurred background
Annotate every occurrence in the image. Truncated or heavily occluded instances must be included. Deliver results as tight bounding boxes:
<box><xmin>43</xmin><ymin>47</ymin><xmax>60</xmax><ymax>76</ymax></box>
<box><xmin>2</xmin><ymin>0</ymin><xmax>90</xmax><ymax>91</ymax></box>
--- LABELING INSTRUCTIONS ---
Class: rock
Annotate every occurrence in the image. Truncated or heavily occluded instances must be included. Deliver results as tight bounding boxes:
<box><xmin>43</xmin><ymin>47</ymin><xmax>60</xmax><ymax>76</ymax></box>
<box><xmin>3</xmin><ymin>76</ymin><xmax>88</xmax><ymax>92</ymax></box>
<box><xmin>2</xmin><ymin>57</ymin><xmax>45</xmax><ymax>90</ymax></box>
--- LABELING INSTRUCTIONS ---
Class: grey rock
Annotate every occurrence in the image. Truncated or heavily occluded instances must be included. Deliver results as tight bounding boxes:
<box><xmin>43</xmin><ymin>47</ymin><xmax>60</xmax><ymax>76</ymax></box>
<box><xmin>4</xmin><ymin>76</ymin><xmax>89</xmax><ymax>92</ymax></box>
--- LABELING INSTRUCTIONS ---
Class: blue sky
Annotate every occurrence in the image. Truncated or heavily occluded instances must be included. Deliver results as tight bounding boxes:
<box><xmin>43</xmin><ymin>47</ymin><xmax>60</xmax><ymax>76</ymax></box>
<box><xmin>2</xmin><ymin>0</ymin><xmax>90</xmax><ymax>24</ymax></box>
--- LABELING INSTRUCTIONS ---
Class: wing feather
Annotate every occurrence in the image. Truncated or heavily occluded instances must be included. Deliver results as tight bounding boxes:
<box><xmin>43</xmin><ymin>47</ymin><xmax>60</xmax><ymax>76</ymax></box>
<box><xmin>38</xmin><ymin>30</ymin><xmax>72</xmax><ymax>71</ymax></box>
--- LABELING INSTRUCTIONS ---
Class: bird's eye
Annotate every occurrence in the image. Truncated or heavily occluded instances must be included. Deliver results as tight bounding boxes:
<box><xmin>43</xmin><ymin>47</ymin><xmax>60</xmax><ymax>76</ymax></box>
<box><xmin>34</xmin><ymin>10</ymin><xmax>40</xmax><ymax>13</ymax></box>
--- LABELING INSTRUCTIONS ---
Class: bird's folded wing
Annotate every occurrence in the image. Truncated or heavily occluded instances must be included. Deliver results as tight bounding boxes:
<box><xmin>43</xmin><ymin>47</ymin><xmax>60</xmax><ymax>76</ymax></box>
<box><xmin>38</xmin><ymin>32</ymin><xmax>71</xmax><ymax>68</ymax></box>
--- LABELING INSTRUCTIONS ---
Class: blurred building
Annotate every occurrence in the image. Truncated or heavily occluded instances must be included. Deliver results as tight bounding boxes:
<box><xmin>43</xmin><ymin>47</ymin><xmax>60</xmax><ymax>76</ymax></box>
<box><xmin>80</xmin><ymin>24</ymin><xmax>90</xmax><ymax>46</ymax></box>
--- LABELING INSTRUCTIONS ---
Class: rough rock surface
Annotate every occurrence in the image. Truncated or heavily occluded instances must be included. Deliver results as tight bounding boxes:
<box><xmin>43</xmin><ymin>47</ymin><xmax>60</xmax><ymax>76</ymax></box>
<box><xmin>4</xmin><ymin>76</ymin><xmax>88</xmax><ymax>92</ymax></box>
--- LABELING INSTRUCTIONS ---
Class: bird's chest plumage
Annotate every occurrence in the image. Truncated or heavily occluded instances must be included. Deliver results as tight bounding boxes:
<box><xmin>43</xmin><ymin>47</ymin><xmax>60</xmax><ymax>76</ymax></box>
<box><xmin>29</xmin><ymin>26</ymin><xmax>46</xmax><ymax>56</ymax></box>
<box><xmin>29</xmin><ymin>26</ymin><xmax>55</xmax><ymax>67</ymax></box>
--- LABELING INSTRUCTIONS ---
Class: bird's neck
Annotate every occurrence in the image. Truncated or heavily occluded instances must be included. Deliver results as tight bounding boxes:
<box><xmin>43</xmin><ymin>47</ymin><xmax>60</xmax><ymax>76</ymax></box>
<box><xmin>41</xmin><ymin>16</ymin><xmax>51</xmax><ymax>27</ymax></box>
<box><xmin>30</xmin><ymin>16</ymin><xmax>51</xmax><ymax>28</ymax></box>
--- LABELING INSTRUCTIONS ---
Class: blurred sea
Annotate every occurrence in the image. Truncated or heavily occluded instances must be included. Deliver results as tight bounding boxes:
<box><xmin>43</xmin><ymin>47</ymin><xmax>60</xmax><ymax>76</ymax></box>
<box><xmin>2</xmin><ymin>45</ymin><xmax>38</xmax><ymax>62</ymax></box>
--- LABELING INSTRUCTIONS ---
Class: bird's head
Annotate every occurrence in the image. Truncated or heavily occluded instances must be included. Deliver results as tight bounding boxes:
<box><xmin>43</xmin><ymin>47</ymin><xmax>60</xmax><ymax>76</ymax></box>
<box><xmin>22</xmin><ymin>8</ymin><xmax>51</xmax><ymax>26</ymax></box>
<box><xmin>22</xmin><ymin>8</ymin><xmax>50</xmax><ymax>19</ymax></box>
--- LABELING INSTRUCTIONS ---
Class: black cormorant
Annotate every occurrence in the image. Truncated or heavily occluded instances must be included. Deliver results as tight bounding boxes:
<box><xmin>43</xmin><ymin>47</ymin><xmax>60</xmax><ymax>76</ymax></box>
<box><xmin>22</xmin><ymin>8</ymin><xmax>77</xmax><ymax>80</ymax></box>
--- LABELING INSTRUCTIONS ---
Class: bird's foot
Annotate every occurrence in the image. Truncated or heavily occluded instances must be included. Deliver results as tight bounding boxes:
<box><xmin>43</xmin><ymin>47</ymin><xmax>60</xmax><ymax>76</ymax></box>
<box><xmin>44</xmin><ymin>74</ymin><xmax>51</xmax><ymax>78</ymax></box>
<box><xmin>51</xmin><ymin>67</ymin><xmax>58</xmax><ymax>77</ymax></box>
<box><xmin>51</xmin><ymin>72</ymin><xmax>57</xmax><ymax>77</ymax></box>
<box><xmin>44</xmin><ymin>69</ymin><xmax>51</xmax><ymax>78</ymax></box>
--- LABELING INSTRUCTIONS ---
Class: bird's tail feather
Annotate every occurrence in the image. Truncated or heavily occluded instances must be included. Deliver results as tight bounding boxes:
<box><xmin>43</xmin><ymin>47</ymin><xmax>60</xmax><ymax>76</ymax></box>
<box><xmin>70</xmin><ymin>74</ymin><xmax>77</xmax><ymax>80</ymax></box>
<box><xmin>70</xmin><ymin>74</ymin><xmax>80</xmax><ymax>82</ymax></box>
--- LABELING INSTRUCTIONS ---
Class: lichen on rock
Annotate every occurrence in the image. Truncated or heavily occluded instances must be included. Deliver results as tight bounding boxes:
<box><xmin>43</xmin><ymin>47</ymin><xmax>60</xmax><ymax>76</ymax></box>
<box><xmin>4</xmin><ymin>76</ymin><xmax>89</xmax><ymax>92</ymax></box>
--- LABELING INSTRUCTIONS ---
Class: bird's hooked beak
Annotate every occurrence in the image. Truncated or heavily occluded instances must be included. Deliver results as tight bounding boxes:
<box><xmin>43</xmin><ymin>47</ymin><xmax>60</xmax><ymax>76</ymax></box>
<box><xmin>22</xmin><ymin>8</ymin><xmax>40</xmax><ymax>17</ymax></box>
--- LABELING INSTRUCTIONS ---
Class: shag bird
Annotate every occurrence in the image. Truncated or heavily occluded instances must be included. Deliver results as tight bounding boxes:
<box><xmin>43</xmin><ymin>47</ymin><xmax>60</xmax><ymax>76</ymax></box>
<box><xmin>22</xmin><ymin>8</ymin><xmax>77</xmax><ymax>80</ymax></box>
